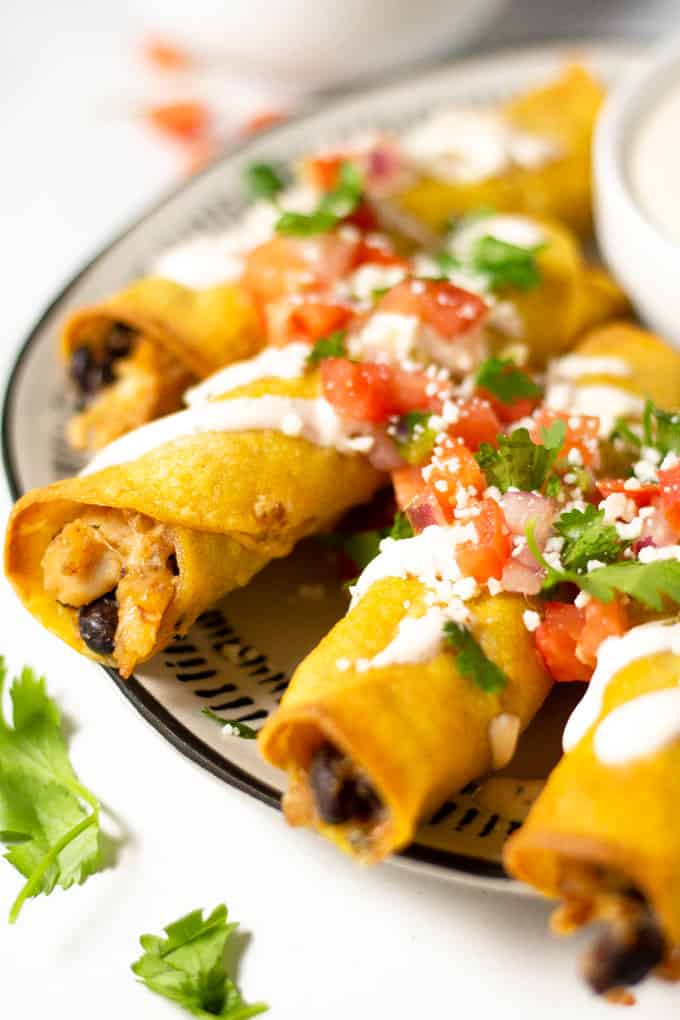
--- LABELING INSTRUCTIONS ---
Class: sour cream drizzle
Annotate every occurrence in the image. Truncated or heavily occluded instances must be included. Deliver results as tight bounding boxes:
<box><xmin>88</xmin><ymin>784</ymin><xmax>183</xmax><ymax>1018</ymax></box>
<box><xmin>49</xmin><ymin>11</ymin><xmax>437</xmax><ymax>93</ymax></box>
<box><xmin>563</xmin><ymin>620</ymin><xmax>680</xmax><ymax>758</ymax></box>
<box><xmin>594</xmin><ymin>688</ymin><xmax>680</xmax><ymax>765</ymax></box>
<box><xmin>184</xmin><ymin>342</ymin><xmax>312</xmax><ymax>405</ymax></box>
<box><xmin>363</xmin><ymin>607</ymin><xmax>450</xmax><ymax>670</ymax></box>
<box><xmin>82</xmin><ymin>396</ymin><xmax>373</xmax><ymax>475</ymax></box>
<box><xmin>551</xmin><ymin>355</ymin><xmax>632</xmax><ymax>380</ymax></box>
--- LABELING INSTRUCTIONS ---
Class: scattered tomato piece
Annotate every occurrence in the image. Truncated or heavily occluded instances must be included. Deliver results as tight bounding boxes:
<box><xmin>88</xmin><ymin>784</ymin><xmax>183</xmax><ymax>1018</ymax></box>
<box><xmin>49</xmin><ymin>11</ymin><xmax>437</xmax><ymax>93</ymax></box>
<box><xmin>576</xmin><ymin>599</ymin><xmax>628</xmax><ymax>668</ymax></box>
<box><xmin>596</xmin><ymin>478</ymin><xmax>658</xmax><ymax>507</ymax></box>
<box><xmin>392</xmin><ymin>465</ymin><xmax>427</xmax><ymax>512</ymax></box>
<box><xmin>147</xmin><ymin>100</ymin><xmax>211</xmax><ymax>143</ymax></box>
<box><xmin>267</xmin><ymin>298</ymin><xmax>353</xmax><ymax>345</ymax></box>
<box><xmin>144</xmin><ymin>37</ymin><xmax>192</xmax><ymax>71</ymax></box>
<box><xmin>532</xmin><ymin>409</ymin><xmax>600</xmax><ymax>469</ymax></box>
<box><xmin>377</xmin><ymin>279</ymin><xmax>487</xmax><ymax>340</ymax></box>
<box><xmin>534</xmin><ymin>603</ymin><xmax>592</xmax><ymax>683</ymax></box>
<box><xmin>448</xmin><ymin>398</ymin><xmax>501</xmax><ymax>452</ymax></box>
<box><xmin>455</xmin><ymin>498</ymin><xmax>511</xmax><ymax>582</ymax></box>
<box><xmin>426</xmin><ymin>440</ymin><xmax>485</xmax><ymax>521</ymax></box>
<box><xmin>657</xmin><ymin>461</ymin><xmax>680</xmax><ymax>536</ymax></box>
<box><xmin>244</xmin><ymin>110</ymin><xmax>286</xmax><ymax>135</ymax></box>
<box><xmin>320</xmin><ymin>359</ymin><xmax>394</xmax><ymax>423</ymax></box>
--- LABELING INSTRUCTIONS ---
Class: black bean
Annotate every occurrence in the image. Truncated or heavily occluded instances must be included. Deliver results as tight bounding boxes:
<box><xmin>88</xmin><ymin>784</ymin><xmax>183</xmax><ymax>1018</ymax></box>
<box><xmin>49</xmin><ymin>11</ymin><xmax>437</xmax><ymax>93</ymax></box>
<box><xmin>583</xmin><ymin>911</ymin><xmax>666</xmax><ymax>994</ymax></box>
<box><xmin>104</xmin><ymin>323</ymin><xmax>135</xmax><ymax>359</ymax></box>
<box><xmin>309</xmin><ymin>742</ymin><xmax>381</xmax><ymax>825</ymax></box>
<box><xmin>78</xmin><ymin>591</ymin><xmax>119</xmax><ymax>655</ymax></box>
<box><xmin>69</xmin><ymin>346</ymin><xmax>97</xmax><ymax>392</ymax></box>
<box><xmin>167</xmin><ymin>553</ymin><xmax>180</xmax><ymax>576</ymax></box>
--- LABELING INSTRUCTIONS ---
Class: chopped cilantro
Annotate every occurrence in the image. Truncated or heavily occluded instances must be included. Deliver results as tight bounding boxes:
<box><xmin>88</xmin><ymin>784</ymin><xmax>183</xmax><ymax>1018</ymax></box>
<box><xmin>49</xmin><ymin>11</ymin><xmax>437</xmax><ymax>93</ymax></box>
<box><xmin>276</xmin><ymin>161</ymin><xmax>363</xmax><ymax>236</ymax></box>
<box><xmin>243</xmin><ymin>162</ymin><xmax>286</xmax><ymax>201</ymax></box>
<box><xmin>526</xmin><ymin>520</ymin><xmax>680</xmax><ymax>610</ymax></box>
<box><xmin>475</xmin><ymin>420</ymin><xmax>566</xmax><ymax>494</ymax></box>
<box><xmin>643</xmin><ymin>399</ymin><xmax>680</xmax><ymax>456</ymax></box>
<box><xmin>553</xmin><ymin>504</ymin><xmax>623</xmax><ymax>573</ymax></box>
<box><xmin>306</xmin><ymin>331</ymin><xmax>347</xmax><ymax>367</ymax></box>
<box><xmin>389</xmin><ymin>512</ymin><xmax>414</xmax><ymax>540</ymax></box>
<box><xmin>132</xmin><ymin>904</ymin><xmax>267</xmax><ymax>1018</ymax></box>
<box><xmin>475</xmin><ymin>356</ymin><xmax>541</xmax><ymax>405</ymax></box>
<box><xmin>435</xmin><ymin>251</ymin><xmax>463</xmax><ymax>276</ymax></box>
<box><xmin>202</xmin><ymin>708</ymin><xmax>257</xmax><ymax>739</ymax></box>
<box><xmin>610</xmin><ymin>417</ymin><xmax>642</xmax><ymax>449</ymax></box>
<box><xmin>470</xmin><ymin>235</ymin><xmax>544</xmax><ymax>292</ymax></box>
<box><xmin>0</xmin><ymin>662</ymin><xmax>101</xmax><ymax>923</ymax></box>
<box><xmin>393</xmin><ymin>411</ymin><xmax>437</xmax><ymax>465</ymax></box>
<box><xmin>443</xmin><ymin>622</ymin><xmax>507</xmax><ymax>693</ymax></box>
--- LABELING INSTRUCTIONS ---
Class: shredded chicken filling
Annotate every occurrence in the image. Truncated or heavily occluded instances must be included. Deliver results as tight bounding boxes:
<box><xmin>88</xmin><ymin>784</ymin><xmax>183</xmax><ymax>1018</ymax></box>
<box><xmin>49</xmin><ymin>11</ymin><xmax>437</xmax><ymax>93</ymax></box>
<box><xmin>42</xmin><ymin>508</ymin><xmax>178</xmax><ymax>676</ymax></box>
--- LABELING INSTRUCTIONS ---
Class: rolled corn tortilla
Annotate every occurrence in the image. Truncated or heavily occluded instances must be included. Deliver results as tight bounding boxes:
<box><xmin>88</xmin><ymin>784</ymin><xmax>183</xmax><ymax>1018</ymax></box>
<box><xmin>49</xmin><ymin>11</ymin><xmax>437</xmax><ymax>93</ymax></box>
<box><xmin>5</xmin><ymin>375</ymin><xmax>382</xmax><ymax>678</ymax></box>
<box><xmin>394</xmin><ymin>65</ymin><xmax>603</xmax><ymax>237</ymax></box>
<box><xmin>258</xmin><ymin>584</ymin><xmax>552</xmax><ymax>863</ymax></box>
<box><xmin>61</xmin><ymin>277</ymin><xmax>262</xmax><ymax>450</ymax></box>
<box><xmin>504</xmin><ymin>621</ymin><xmax>680</xmax><ymax>995</ymax></box>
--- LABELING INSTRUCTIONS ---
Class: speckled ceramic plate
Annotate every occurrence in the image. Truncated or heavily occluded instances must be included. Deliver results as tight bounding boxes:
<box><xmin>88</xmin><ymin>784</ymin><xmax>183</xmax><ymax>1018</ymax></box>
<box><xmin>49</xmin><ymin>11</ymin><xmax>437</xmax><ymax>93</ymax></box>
<box><xmin>2</xmin><ymin>41</ymin><xmax>640</xmax><ymax>889</ymax></box>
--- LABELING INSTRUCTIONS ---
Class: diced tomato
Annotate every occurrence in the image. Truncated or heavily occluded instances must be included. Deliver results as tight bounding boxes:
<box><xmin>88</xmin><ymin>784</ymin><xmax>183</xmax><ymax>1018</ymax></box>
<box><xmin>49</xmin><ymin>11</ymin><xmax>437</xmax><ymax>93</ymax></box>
<box><xmin>376</xmin><ymin>279</ymin><xmax>488</xmax><ymax>340</ymax></box>
<box><xmin>534</xmin><ymin>603</ymin><xmax>592</xmax><ymax>683</ymax></box>
<box><xmin>455</xmin><ymin>498</ymin><xmax>511</xmax><ymax>582</ymax></box>
<box><xmin>243</xmin><ymin>109</ymin><xmax>286</xmax><ymax>136</ymax></box>
<box><xmin>267</xmin><ymin>298</ymin><xmax>353</xmax><ymax>346</ymax></box>
<box><xmin>392</xmin><ymin>466</ymin><xmax>428</xmax><ymax>512</ymax></box>
<box><xmin>143</xmin><ymin>37</ymin><xmax>192</xmax><ymax>71</ymax></box>
<box><xmin>477</xmin><ymin>387</ymin><xmax>540</xmax><ymax>425</ymax></box>
<box><xmin>345</xmin><ymin>199</ymin><xmax>380</xmax><ymax>233</ymax></box>
<box><xmin>389</xmin><ymin>369</ymin><xmax>441</xmax><ymax>414</ymax></box>
<box><xmin>531</xmin><ymin>409</ymin><xmax>600</xmax><ymax>468</ymax></box>
<box><xmin>353</xmin><ymin>239</ymin><xmax>407</xmax><ymax>269</ymax></box>
<box><xmin>426</xmin><ymin>439</ymin><xmax>486</xmax><ymax>521</ymax></box>
<box><xmin>576</xmin><ymin>599</ymin><xmax>628</xmax><ymax>669</ymax></box>
<box><xmin>320</xmin><ymin>359</ymin><xmax>394</xmax><ymax>423</ymax></box>
<box><xmin>596</xmin><ymin>478</ymin><xmax>658</xmax><ymax>508</ymax></box>
<box><xmin>147</xmin><ymin>100</ymin><xmax>210</xmax><ymax>142</ymax></box>
<box><xmin>242</xmin><ymin>235</ymin><xmax>358</xmax><ymax>308</ymax></box>
<box><xmin>448</xmin><ymin>398</ymin><xmax>501</xmax><ymax>452</ymax></box>
<box><xmin>657</xmin><ymin>461</ymin><xmax>680</xmax><ymax>536</ymax></box>
<box><xmin>305</xmin><ymin>154</ymin><xmax>344</xmax><ymax>191</ymax></box>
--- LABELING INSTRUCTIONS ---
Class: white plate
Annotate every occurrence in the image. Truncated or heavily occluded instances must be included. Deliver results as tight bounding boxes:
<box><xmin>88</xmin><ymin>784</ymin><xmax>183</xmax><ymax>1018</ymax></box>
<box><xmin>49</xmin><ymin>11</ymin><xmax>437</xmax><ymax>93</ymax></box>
<box><xmin>2</xmin><ymin>40</ymin><xmax>640</xmax><ymax>889</ymax></box>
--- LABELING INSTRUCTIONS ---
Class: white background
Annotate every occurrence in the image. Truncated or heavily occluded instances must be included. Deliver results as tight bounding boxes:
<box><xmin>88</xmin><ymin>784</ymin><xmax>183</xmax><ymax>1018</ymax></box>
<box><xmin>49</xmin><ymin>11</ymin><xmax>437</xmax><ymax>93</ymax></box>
<box><xmin>1</xmin><ymin>2</ymin><xmax>679</xmax><ymax>1017</ymax></box>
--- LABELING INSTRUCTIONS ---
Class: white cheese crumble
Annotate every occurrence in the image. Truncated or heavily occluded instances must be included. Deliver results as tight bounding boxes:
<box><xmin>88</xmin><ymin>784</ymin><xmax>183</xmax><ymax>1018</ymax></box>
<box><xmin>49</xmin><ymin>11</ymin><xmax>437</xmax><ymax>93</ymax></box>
<box><xmin>522</xmin><ymin>610</ymin><xmax>541</xmax><ymax>632</ymax></box>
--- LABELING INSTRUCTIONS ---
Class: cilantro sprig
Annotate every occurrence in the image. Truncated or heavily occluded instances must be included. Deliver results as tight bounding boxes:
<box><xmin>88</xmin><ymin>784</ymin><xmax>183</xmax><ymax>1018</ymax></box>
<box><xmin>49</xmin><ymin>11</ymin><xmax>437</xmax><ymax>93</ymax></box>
<box><xmin>526</xmin><ymin>520</ymin><xmax>680</xmax><ymax>610</ymax></box>
<box><xmin>243</xmin><ymin>162</ymin><xmax>286</xmax><ymax>202</ymax></box>
<box><xmin>328</xmin><ymin>511</ymin><xmax>414</xmax><ymax>575</ymax></box>
<box><xmin>475</xmin><ymin>420</ymin><xmax>566</xmax><ymax>494</ymax></box>
<box><xmin>443</xmin><ymin>622</ymin><xmax>507</xmax><ymax>693</ymax></box>
<box><xmin>275</xmin><ymin>162</ymin><xmax>363</xmax><ymax>237</ymax></box>
<box><xmin>611</xmin><ymin>399</ymin><xmax>680</xmax><ymax>459</ymax></box>
<box><xmin>393</xmin><ymin>411</ymin><xmax>437</xmax><ymax>465</ymax></box>
<box><xmin>132</xmin><ymin>904</ymin><xmax>267</xmax><ymax>1018</ymax></box>
<box><xmin>475</xmin><ymin>356</ymin><xmax>541</xmax><ymax>406</ymax></box>
<box><xmin>306</xmin><ymin>331</ymin><xmax>347</xmax><ymax>367</ymax></box>
<box><xmin>469</xmin><ymin>235</ymin><xmax>544</xmax><ymax>292</ymax></box>
<box><xmin>0</xmin><ymin>662</ymin><xmax>100</xmax><ymax>923</ymax></box>
<box><xmin>202</xmin><ymin>709</ymin><xmax>257</xmax><ymax>740</ymax></box>
<box><xmin>553</xmin><ymin>504</ymin><xmax>624</xmax><ymax>573</ymax></box>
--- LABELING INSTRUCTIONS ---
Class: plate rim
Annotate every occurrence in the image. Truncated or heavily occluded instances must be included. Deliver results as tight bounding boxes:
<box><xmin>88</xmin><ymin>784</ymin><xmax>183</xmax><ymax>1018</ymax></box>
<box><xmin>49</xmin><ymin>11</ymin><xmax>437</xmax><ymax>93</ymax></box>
<box><xmin>1</xmin><ymin>38</ymin><xmax>640</xmax><ymax>889</ymax></box>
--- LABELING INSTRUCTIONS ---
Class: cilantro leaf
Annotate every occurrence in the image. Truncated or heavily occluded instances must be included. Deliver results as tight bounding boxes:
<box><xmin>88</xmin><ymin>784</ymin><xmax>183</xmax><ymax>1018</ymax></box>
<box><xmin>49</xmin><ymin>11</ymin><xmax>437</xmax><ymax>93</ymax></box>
<box><xmin>443</xmin><ymin>622</ymin><xmax>507</xmax><ymax>693</ymax></box>
<box><xmin>393</xmin><ymin>411</ymin><xmax>437</xmax><ymax>465</ymax></box>
<box><xmin>470</xmin><ymin>235</ymin><xmax>544</xmax><ymax>292</ymax></box>
<box><xmin>643</xmin><ymin>399</ymin><xmax>680</xmax><ymax>456</ymax></box>
<box><xmin>243</xmin><ymin>162</ymin><xmax>286</xmax><ymax>202</ymax></box>
<box><xmin>0</xmin><ymin>663</ymin><xmax>100</xmax><ymax>923</ymax></box>
<box><xmin>201</xmin><ymin>709</ymin><xmax>257</xmax><ymax>740</ymax></box>
<box><xmin>526</xmin><ymin>520</ymin><xmax>680</xmax><ymax>610</ymax></box>
<box><xmin>475</xmin><ymin>357</ymin><xmax>541</xmax><ymax>405</ymax></box>
<box><xmin>276</xmin><ymin>161</ymin><xmax>363</xmax><ymax>237</ymax></box>
<box><xmin>434</xmin><ymin>251</ymin><xmax>463</xmax><ymax>276</ymax></box>
<box><xmin>389</xmin><ymin>512</ymin><xmax>414</xmax><ymax>540</ymax></box>
<box><xmin>475</xmin><ymin>421</ymin><xmax>566</xmax><ymax>494</ymax></box>
<box><xmin>554</xmin><ymin>504</ymin><xmax>623</xmax><ymax>573</ymax></box>
<box><xmin>132</xmin><ymin>904</ymin><xmax>267</xmax><ymax>1019</ymax></box>
<box><xmin>306</xmin><ymin>331</ymin><xmax>347</xmax><ymax>367</ymax></box>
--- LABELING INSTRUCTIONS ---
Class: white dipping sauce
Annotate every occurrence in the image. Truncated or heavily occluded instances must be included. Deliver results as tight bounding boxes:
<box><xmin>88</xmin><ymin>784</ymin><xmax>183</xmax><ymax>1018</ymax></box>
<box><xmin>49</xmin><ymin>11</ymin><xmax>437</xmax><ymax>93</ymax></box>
<box><xmin>184</xmin><ymin>342</ymin><xmax>312</xmax><ymax>405</ymax></box>
<box><xmin>630</xmin><ymin>80</ymin><xmax>680</xmax><ymax>246</ymax></box>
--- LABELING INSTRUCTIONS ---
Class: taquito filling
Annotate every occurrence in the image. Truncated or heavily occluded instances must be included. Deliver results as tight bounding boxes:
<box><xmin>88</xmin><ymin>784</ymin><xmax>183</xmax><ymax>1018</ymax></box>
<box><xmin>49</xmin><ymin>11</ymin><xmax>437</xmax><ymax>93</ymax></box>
<box><xmin>552</xmin><ymin>865</ymin><xmax>667</xmax><ymax>997</ymax></box>
<box><xmin>41</xmin><ymin>508</ymin><xmax>178</xmax><ymax>676</ymax></box>
<box><xmin>305</xmin><ymin>742</ymin><xmax>385</xmax><ymax>836</ymax></box>
<box><xmin>68</xmin><ymin>324</ymin><xmax>194</xmax><ymax>451</ymax></box>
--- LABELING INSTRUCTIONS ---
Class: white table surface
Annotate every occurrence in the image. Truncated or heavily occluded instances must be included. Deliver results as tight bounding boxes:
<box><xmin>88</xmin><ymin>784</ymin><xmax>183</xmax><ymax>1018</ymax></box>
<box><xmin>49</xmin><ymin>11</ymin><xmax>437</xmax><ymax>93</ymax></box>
<box><xmin>1</xmin><ymin>2</ymin><xmax>679</xmax><ymax>1017</ymax></box>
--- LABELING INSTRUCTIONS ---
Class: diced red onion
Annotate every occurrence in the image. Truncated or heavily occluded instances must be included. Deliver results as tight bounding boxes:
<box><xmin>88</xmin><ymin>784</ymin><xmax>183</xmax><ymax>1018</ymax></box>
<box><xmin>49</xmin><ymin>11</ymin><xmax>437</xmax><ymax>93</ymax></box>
<box><xmin>500</xmin><ymin>492</ymin><xmax>555</xmax><ymax>545</ymax></box>
<box><xmin>406</xmin><ymin>489</ymin><xmax>448</xmax><ymax>534</ymax></box>
<box><xmin>501</xmin><ymin>554</ymin><xmax>544</xmax><ymax>595</ymax></box>
<box><xmin>637</xmin><ymin>507</ymin><xmax>676</xmax><ymax>549</ymax></box>
<box><xmin>367</xmin><ymin>430</ymin><xmax>405</xmax><ymax>472</ymax></box>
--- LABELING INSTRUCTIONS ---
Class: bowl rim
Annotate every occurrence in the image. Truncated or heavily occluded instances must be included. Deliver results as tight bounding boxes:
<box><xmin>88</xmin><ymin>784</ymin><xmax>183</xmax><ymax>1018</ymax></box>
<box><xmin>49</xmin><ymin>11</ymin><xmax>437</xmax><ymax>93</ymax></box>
<box><xmin>595</xmin><ymin>29</ymin><xmax>680</xmax><ymax>258</ymax></box>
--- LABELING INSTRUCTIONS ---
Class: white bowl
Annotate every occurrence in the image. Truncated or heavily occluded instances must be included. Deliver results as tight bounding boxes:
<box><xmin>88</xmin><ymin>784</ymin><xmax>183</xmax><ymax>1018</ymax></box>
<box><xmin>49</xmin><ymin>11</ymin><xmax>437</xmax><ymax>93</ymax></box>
<box><xmin>133</xmin><ymin>0</ymin><xmax>508</xmax><ymax>86</ymax></box>
<box><xmin>595</xmin><ymin>35</ymin><xmax>680</xmax><ymax>347</ymax></box>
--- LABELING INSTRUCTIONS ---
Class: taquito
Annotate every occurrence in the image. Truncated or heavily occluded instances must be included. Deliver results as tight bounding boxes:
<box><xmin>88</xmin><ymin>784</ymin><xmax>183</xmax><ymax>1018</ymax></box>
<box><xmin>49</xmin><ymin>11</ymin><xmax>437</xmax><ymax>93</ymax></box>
<box><xmin>395</xmin><ymin>65</ymin><xmax>603</xmax><ymax>236</ymax></box>
<box><xmin>5</xmin><ymin>375</ymin><xmax>381</xmax><ymax>678</ymax></box>
<box><xmin>505</xmin><ymin>620</ymin><xmax>680</xmax><ymax>996</ymax></box>
<box><xmin>259</xmin><ymin>584</ymin><xmax>551</xmax><ymax>862</ymax></box>
<box><xmin>61</xmin><ymin>277</ymin><xmax>261</xmax><ymax>450</ymax></box>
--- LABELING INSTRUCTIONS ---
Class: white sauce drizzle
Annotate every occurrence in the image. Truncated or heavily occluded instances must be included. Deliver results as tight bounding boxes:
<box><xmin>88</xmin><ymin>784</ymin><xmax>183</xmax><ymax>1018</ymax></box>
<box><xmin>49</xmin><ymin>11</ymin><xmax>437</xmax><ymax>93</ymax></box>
<box><xmin>563</xmin><ymin>620</ymin><xmax>680</xmax><ymax>753</ymax></box>
<box><xmin>544</xmin><ymin>382</ymin><xmax>643</xmax><ymax>437</ymax></box>
<box><xmin>402</xmin><ymin>110</ymin><xmax>559</xmax><ymax>184</ymax></box>
<box><xmin>552</xmin><ymin>355</ymin><xmax>632</xmax><ymax>380</ymax></box>
<box><xmin>82</xmin><ymin>396</ymin><xmax>373</xmax><ymax>475</ymax></box>
<box><xmin>184</xmin><ymin>343</ymin><xmax>311</xmax><ymax>405</ymax></box>
<box><xmin>451</xmin><ymin>214</ymin><xmax>546</xmax><ymax>259</ymax></box>
<box><xmin>594</xmin><ymin>687</ymin><xmax>680</xmax><ymax>765</ymax></box>
<box><xmin>359</xmin><ymin>607</ymin><xmax>450</xmax><ymax>671</ymax></box>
